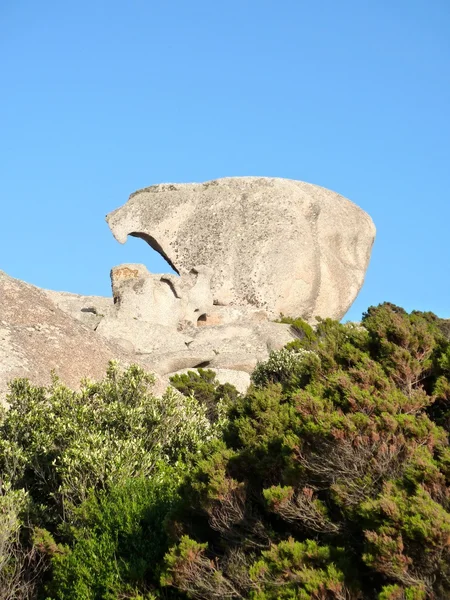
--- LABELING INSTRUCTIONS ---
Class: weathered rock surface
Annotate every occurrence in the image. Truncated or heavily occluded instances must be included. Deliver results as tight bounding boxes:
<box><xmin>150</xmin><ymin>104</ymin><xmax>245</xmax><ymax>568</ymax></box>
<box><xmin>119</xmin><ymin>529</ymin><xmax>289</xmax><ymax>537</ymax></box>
<box><xmin>107</xmin><ymin>177</ymin><xmax>376</xmax><ymax>322</ymax></box>
<box><xmin>0</xmin><ymin>267</ymin><xmax>288</xmax><ymax>397</ymax></box>
<box><xmin>109</xmin><ymin>263</ymin><xmax>213</xmax><ymax>327</ymax></box>
<box><xmin>96</xmin><ymin>263</ymin><xmax>296</xmax><ymax>375</ymax></box>
<box><xmin>0</xmin><ymin>271</ymin><xmax>137</xmax><ymax>400</ymax></box>
<box><xmin>44</xmin><ymin>289</ymin><xmax>113</xmax><ymax>329</ymax></box>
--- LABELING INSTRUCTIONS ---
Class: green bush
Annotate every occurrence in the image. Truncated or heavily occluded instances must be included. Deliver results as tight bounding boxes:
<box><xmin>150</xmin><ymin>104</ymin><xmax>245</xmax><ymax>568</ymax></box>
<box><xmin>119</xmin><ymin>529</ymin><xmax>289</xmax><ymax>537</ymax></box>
<box><xmin>0</xmin><ymin>485</ymin><xmax>44</xmax><ymax>599</ymax></box>
<box><xmin>169</xmin><ymin>368</ymin><xmax>239</xmax><ymax>423</ymax></box>
<box><xmin>277</xmin><ymin>315</ymin><xmax>317</xmax><ymax>343</ymax></box>
<box><xmin>48</xmin><ymin>473</ymin><xmax>181</xmax><ymax>600</ymax></box>
<box><xmin>0</xmin><ymin>363</ymin><xmax>220</xmax><ymax>598</ymax></box>
<box><xmin>162</xmin><ymin>304</ymin><xmax>450</xmax><ymax>599</ymax></box>
<box><xmin>251</xmin><ymin>347</ymin><xmax>319</xmax><ymax>388</ymax></box>
<box><xmin>0</xmin><ymin>362</ymin><xmax>215</xmax><ymax>523</ymax></box>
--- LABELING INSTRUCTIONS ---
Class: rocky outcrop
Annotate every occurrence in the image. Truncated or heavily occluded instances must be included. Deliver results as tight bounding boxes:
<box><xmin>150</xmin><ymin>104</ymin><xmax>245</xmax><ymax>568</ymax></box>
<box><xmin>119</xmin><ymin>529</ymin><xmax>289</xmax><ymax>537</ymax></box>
<box><xmin>44</xmin><ymin>290</ymin><xmax>113</xmax><ymax>329</ymax></box>
<box><xmin>95</xmin><ymin>263</ymin><xmax>295</xmax><ymax>374</ymax></box>
<box><xmin>0</xmin><ymin>177</ymin><xmax>376</xmax><ymax>397</ymax></box>
<box><xmin>107</xmin><ymin>177</ymin><xmax>376</xmax><ymax>322</ymax></box>
<box><xmin>109</xmin><ymin>263</ymin><xmax>213</xmax><ymax>327</ymax></box>
<box><xmin>0</xmin><ymin>267</ymin><xmax>295</xmax><ymax>399</ymax></box>
<box><xmin>0</xmin><ymin>271</ymin><xmax>140</xmax><ymax>400</ymax></box>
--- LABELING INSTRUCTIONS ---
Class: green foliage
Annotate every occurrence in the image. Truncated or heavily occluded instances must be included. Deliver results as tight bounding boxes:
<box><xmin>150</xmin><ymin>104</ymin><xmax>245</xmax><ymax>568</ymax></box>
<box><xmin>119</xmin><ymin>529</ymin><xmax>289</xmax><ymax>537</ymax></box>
<box><xmin>169</xmin><ymin>368</ymin><xmax>239</xmax><ymax>423</ymax></box>
<box><xmin>277</xmin><ymin>316</ymin><xmax>317</xmax><ymax>343</ymax></box>
<box><xmin>0</xmin><ymin>363</ymin><xmax>220</xmax><ymax>599</ymax></box>
<box><xmin>248</xmin><ymin>538</ymin><xmax>348</xmax><ymax>600</ymax></box>
<box><xmin>2</xmin><ymin>304</ymin><xmax>450</xmax><ymax>599</ymax></box>
<box><xmin>0</xmin><ymin>362</ymin><xmax>215</xmax><ymax>522</ymax></box>
<box><xmin>251</xmin><ymin>347</ymin><xmax>319</xmax><ymax>389</ymax></box>
<box><xmin>48</xmin><ymin>474</ymin><xmax>180</xmax><ymax>600</ymax></box>
<box><xmin>0</xmin><ymin>485</ymin><xmax>41</xmax><ymax>599</ymax></box>
<box><xmin>377</xmin><ymin>584</ymin><xmax>427</xmax><ymax>599</ymax></box>
<box><xmin>162</xmin><ymin>303</ymin><xmax>450</xmax><ymax>600</ymax></box>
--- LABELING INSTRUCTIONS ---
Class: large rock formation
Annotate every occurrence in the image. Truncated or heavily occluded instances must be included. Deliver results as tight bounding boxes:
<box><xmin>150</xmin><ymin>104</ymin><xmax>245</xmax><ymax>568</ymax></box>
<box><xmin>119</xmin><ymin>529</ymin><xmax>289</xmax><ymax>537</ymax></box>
<box><xmin>107</xmin><ymin>177</ymin><xmax>376</xmax><ymax>322</ymax></box>
<box><xmin>96</xmin><ymin>262</ymin><xmax>295</xmax><ymax>374</ymax></box>
<box><xmin>0</xmin><ymin>177</ymin><xmax>376</xmax><ymax>398</ymax></box>
<box><xmin>0</xmin><ymin>271</ymin><xmax>135</xmax><ymax>400</ymax></box>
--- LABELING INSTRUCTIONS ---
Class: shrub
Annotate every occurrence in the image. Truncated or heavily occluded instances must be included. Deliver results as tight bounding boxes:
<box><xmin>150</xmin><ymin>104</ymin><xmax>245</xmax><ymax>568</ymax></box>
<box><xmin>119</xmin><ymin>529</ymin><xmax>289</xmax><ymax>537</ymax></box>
<box><xmin>2</xmin><ymin>304</ymin><xmax>450</xmax><ymax>599</ymax></box>
<box><xmin>248</xmin><ymin>538</ymin><xmax>349</xmax><ymax>600</ymax></box>
<box><xmin>251</xmin><ymin>347</ymin><xmax>319</xmax><ymax>388</ymax></box>
<box><xmin>0</xmin><ymin>363</ymin><xmax>215</xmax><ymax>523</ymax></box>
<box><xmin>0</xmin><ymin>363</ymin><xmax>220</xmax><ymax>598</ymax></box>
<box><xmin>162</xmin><ymin>303</ymin><xmax>450</xmax><ymax>599</ymax></box>
<box><xmin>0</xmin><ymin>485</ymin><xmax>45</xmax><ymax>600</ymax></box>
<box><xmin>47</xmin><ymin>473</ymin><xmax>181</xmax><ymax>600</ymax></box>
<box><xmin>277</xmin><ymin>316</ymin><xmax>317</xmax><ymax>343</ymax></box>
<box><xmin>170</xmin><ymin>368</ymin><xmax>239</xmax><ymax>423</ymax></box>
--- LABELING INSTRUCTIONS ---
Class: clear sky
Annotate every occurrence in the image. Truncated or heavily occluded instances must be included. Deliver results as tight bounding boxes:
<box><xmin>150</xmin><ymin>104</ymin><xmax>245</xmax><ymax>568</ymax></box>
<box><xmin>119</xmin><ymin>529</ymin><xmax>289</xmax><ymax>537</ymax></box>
<box><xmin>1</xmin><ymin>0</ymin><xmax>449</xmax><ymax>321</ymax></box>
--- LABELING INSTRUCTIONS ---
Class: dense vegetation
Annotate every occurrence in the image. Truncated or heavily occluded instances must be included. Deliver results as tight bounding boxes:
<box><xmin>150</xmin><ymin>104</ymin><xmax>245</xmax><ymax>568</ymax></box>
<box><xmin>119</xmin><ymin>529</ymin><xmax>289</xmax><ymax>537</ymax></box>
<box><xmin>1</xmin><ymin>303</ymin><xmax>450</xmax><ymax>599</ymax></box>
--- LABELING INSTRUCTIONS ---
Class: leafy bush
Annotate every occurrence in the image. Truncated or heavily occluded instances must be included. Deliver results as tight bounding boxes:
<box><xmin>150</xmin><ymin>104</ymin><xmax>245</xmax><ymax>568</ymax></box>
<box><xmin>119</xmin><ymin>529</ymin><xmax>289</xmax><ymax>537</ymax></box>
<box><xmin>251</xmin><ymin>347</ymin><xmax>319</xmax><ymax>388</ymax></box>
<box><xmin>48</xmin><ymin>473</ymin><xmax>181</xmax><ymax>600</ymax></box>
<box><xmin>2</xmin><ymin>304</ymin><xmax>450</xmax><ymax>599</ymax></box>
<box><xmin>0</xmin><ymin>363</ymin><xmax>221</xmax><ymax>599</ymax></box>
<box><xmin>0</xmin><ymin>362</ymin><xmax>215</xmax><ymax>523</ymax></box>
<box><xmin>0</xmin><ymin>486</ymin><xmax>44</xmax><ymax>600</ymax></box>
<box><xmin>277</xmin><ymin>315</ymin><xmax>317</xmax><ymax>343</ymax></box>
<box><xmin>247</xmin><ymin>538</ymin><xmax>349</xmax><ymax>600</ymax></box>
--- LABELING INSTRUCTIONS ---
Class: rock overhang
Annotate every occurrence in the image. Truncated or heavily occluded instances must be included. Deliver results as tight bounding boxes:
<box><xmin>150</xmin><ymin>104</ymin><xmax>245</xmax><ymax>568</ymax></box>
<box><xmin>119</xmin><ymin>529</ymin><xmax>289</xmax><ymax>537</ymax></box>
<box><xmin>0</xmin><ymin>177</ymin><xmax>377</xmax><ymax>401</ymax></box>
<box><xmin>106</xmin><ymin>176</ymin><xmax>376</xmax><ymax>322</ymax></box>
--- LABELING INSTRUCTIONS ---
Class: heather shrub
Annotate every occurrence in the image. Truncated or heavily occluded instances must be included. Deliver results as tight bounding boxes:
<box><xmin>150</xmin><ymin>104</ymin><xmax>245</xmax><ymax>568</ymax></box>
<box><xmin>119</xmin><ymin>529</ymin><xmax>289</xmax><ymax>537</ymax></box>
<box><xmin>277</xmin><ymin>315</ymin><xmax>317</xmax><ymax>343</ymax></box>
<box><xmin>2</xmin><ymin>304</ymin><xmax>450</xmax><ymax>599</ymax></box>
<box><xmin>162</xmin><ymin>303</ymin><xmax>450</xmax><ymax>599</ymax></box>
<box><xmin>170</xmin><ymin>368</ymin><xmax>239</xmax><ymax>423</ymax></box>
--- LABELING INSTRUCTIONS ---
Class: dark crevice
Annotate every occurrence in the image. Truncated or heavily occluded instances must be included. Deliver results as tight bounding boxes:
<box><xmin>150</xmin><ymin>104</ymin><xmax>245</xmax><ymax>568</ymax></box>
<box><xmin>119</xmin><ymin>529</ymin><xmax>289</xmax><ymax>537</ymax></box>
<box><xmin>130</xmin><ymin>231</ymin><xmax>180</xmax><ymax>275</ymax></box>
<box><xmin>194</xmin><ymin>361</ymin><xmax>211</xmax><ymax>368</ymax></box>
<box><xmin>160</xmin><ymin>276</ymin><xmax>181</xmax><ymax>299</ymax></box>
<box><xmin>197</xmin><ymin>314</ymin><xmax>207</xmax><ymax>326</ymax></box>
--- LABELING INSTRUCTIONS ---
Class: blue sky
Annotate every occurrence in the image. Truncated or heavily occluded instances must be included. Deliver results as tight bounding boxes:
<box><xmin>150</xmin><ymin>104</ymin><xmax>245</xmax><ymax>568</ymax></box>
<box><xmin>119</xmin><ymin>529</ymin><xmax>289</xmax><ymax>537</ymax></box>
<box><xmin>1</xmin><ymin>0</ymin><xmax>449</xmax><ymax>321</ymax></box>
